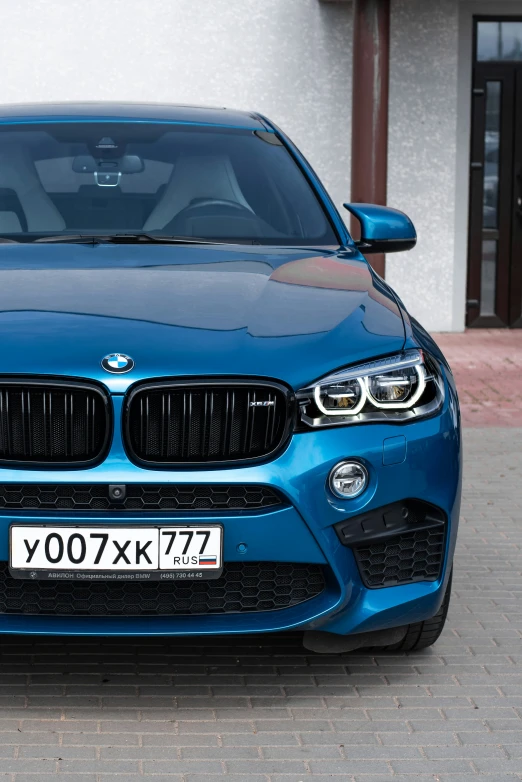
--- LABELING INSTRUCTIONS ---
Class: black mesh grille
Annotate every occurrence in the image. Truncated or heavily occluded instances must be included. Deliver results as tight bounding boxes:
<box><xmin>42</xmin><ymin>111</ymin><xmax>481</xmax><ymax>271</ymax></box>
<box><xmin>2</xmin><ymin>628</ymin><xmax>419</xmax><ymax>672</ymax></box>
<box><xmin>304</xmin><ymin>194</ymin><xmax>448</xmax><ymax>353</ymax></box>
<box><xmin>0</xmin><ymin>382</ymin><xmax>109</xmax><ymax>465</ymax></box>
<box><xmin>125</xmin><ymin>382</ymin><xmax>291</xmax><ymax>465</ymax></box>
<box><xmin>353</xmin><ymin>527</ymin><xmax>445</xmax><ymax>588</ymax></box>
<box><xmin>0</xmin><ymin>484</ymin><xmax>284</xmax><ymax>512</ymax></box>
<box><xmin>0</xmin><ymin>562</ymin><xmax>325</xmax><ymax>616</ymax></box>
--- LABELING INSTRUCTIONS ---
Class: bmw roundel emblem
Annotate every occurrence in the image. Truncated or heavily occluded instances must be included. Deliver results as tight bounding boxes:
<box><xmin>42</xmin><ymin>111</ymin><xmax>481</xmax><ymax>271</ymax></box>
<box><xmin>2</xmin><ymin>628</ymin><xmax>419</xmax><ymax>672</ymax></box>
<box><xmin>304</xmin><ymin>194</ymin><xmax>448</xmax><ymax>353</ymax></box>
<box><xmin>101</xmin><ymin>353</ymin><xmax>135</xmax><ymax>374</ymax></box>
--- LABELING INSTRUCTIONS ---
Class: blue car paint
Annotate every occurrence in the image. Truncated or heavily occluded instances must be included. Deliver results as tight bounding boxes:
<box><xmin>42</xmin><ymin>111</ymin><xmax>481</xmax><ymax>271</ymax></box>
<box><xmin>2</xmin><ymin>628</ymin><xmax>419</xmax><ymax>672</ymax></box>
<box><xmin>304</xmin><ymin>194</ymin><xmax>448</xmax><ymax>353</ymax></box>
<box><xmin>0</xmin><ymin>102</ymin><xmax>269</xmax><ymax>130</ymax></box>
<box><xmin>0</xmin><ymin>244</ymin><xmax>405</xmax><ymax>392</ymax></box>
<box><xmin>0</xmin><ymin>104</ymin><xmax>461</xmax><ymax>637</ymax></box>
<box><xmin>343</xmin><ymin>203</ymin><xmax>417</xmax><ymax>244</ymax></box>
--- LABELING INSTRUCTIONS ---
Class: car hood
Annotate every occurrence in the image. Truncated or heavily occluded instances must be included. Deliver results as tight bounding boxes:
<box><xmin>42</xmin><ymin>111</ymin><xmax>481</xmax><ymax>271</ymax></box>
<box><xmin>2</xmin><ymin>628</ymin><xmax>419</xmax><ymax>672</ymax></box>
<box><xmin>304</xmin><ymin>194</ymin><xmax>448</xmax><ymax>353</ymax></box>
<box><xmin>0</xmin><ymin>243</ymin><xmax>405</xmax><ymax>392</ymax></box>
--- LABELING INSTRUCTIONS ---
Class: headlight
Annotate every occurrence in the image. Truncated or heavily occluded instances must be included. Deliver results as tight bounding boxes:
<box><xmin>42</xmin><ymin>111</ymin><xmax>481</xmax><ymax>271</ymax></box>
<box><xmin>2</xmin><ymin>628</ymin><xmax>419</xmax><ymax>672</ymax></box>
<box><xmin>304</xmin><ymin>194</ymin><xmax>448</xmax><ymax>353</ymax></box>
<box><xmin>296</xmin><ymin>349</ymin><xmax>444</xmax><ymax>428</ymax></box>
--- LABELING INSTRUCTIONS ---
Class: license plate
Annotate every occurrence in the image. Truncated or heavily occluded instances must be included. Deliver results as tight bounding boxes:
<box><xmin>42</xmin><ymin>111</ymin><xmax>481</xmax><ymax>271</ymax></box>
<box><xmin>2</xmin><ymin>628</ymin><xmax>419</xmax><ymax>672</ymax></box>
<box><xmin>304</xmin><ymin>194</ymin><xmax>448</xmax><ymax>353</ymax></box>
<box><xmin>9</xmin><ymin>525</ymin><xmax>223</xmax><ymax>580</ymax></box>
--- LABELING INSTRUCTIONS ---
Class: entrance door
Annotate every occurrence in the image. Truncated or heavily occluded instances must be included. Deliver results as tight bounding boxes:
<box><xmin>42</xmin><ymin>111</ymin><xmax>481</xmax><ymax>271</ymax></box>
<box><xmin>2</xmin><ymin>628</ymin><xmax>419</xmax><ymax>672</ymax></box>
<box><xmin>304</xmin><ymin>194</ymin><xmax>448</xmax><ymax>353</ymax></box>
<box><xmin>467</xmin><ymin>19</ymin><xmax>522</xmax><ymax>327</ymax></box>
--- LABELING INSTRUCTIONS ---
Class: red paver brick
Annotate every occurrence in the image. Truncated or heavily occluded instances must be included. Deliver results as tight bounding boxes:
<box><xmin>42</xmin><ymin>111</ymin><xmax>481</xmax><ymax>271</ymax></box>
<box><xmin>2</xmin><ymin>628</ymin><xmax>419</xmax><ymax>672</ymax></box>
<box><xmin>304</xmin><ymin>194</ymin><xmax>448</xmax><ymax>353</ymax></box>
<box><xmin>432</xmin><ymin>330</ymin><xmax>522</xmax><ymax>427</ymax></box>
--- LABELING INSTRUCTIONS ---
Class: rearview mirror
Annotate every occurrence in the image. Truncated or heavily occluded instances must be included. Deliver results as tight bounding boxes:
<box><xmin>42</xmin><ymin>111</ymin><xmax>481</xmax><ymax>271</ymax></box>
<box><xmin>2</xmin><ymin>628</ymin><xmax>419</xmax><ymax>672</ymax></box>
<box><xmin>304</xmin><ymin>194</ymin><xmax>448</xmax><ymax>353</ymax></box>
<box><xmin>343</xmin><ymin>203</ymin><xmax>417</xmax><ymax>254</ymax></box>
<box><xmin>72</xmin><ymin>154</ymin><xmax>144</xmax><ymax>174</ymax></box>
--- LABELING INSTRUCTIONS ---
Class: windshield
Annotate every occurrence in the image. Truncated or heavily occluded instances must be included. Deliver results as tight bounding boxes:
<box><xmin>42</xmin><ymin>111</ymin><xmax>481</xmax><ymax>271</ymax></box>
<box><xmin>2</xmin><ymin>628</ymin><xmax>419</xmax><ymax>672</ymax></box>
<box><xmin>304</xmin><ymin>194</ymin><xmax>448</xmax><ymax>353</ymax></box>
<box><xmin>0</xmin><ymin>122</ymin><xmax>338</xmax><ymax>245</ymax></box>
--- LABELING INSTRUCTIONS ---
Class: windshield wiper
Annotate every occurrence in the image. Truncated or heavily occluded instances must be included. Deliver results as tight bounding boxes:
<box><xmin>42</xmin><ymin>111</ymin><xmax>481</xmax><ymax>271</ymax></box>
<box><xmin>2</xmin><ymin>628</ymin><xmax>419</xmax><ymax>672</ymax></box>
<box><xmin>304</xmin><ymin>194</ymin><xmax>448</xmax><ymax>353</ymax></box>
<box><xmin>31</xmin><ymin>233</ymin><xmax>251</xmax><ymax>245</ymax></box>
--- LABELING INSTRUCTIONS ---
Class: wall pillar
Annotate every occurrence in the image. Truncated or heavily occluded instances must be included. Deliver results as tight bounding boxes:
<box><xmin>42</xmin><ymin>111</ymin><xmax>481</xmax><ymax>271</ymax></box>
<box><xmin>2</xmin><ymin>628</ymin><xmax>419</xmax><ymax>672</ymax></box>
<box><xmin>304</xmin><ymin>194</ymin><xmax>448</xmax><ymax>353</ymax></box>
<box><xmin>350</xmin><ymin>0</ymin><xmax>390</xmax><ymax>277</ymax></box>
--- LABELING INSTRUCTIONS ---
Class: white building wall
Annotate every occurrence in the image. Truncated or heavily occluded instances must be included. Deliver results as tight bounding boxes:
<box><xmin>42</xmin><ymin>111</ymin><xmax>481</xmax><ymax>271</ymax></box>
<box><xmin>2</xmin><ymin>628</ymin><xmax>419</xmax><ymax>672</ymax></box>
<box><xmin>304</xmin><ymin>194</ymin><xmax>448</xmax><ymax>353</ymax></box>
<box><xmin>0</xmin><ymin>0</ymin><xmax>352</xmax><ymax>209</ymax></box>
<box><xmin>386</xmin><ymin>0</ymin><xmax>461</xmax><ymax>332</ymax></box>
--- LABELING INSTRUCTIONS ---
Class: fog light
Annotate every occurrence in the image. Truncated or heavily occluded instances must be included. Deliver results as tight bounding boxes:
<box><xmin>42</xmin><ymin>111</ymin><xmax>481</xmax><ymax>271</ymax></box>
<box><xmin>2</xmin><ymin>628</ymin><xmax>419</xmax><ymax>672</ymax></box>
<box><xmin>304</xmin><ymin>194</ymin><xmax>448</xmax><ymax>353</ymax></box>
<box><xmin>329</xmin><ymin>461</ymin><xmax>368</xmax><ymax>499</ymax></box>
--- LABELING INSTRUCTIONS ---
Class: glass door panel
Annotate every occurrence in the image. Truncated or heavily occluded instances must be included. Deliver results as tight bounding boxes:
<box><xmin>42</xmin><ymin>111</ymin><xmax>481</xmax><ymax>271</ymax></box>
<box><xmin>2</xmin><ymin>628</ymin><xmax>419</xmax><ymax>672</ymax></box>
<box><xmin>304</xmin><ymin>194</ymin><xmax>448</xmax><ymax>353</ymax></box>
<box><xmin>477</xmin><ymin>21</ymin><xmax>522</xmax><ymax>61</ymax></box>
<box><xmin>480</xmin><ymin>239</ymin><xmax>497</xmax><ymax>316</ymax></box>
<box><xmin>482</xmin><ymin>81</ymin><xmax>501</xmax><ymax>230</ymax></box>
<box><xmin>467</xmin><ymin>58</ymin><xmax>516</xmax><ymax>326</ymax></box>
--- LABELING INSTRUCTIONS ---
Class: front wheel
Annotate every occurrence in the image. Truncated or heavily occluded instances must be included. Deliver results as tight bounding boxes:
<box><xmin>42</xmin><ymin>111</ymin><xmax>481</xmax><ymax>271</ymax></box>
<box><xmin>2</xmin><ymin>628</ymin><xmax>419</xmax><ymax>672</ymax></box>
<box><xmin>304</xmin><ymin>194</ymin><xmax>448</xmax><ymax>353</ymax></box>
<box><xmin>377</xmin><ymin>570</ymin><xmax>453</xmax><ymax>652</ymax></box>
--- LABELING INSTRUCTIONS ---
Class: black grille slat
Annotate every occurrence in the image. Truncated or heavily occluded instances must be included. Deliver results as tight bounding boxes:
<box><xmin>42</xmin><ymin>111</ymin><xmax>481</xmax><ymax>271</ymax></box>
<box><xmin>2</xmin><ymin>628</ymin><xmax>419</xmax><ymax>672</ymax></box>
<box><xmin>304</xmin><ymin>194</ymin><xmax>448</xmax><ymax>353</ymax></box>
<box><xmin>21</xmin><ymin>390</ymin><xmax>27</xmax><ymax>457</ymax></box>
<box><xmin>244</xmin><ymin>391</ymin><xmax>251</xmax><ymax>454</ymax></box>
<box><xmin>43</xmin><ymin>391</ymin><xmax>49</xmax><ymax>459</ymax></box>
<box><xmin>0</xmin><ymin>392</ymin><xmax>5</xmax><ymax>456</ymax></box>
<box><xmin>266</xmin><ymin>393</ymin><xmax>274</xmax><ymax>449</ymax></box>
<box><xmin>69</xmin><ymin>392</ymin><xmax>75</xmax><ymax>457</ymax></box>
<box><xmin>181</xmin><ymin>393</ymin><xmax>188</xmax><ymax>459</ymax></box>
<box><xmin>0</xmin><ymin>382</ymin><xmax>109</xmax><ymax>466</ymax></box>
<box><xmin>353</xmin><ymin>527</ymin><xmax>446</xmax><ymax>589</ymax></box>
<box><xmin>0</xmin><ymin>483</ymin><xmax>285</xmax><ymax>512</ymax></box>
<box><xmin>64</xmin><ymin>392</ymin><xmax>68</xmax><ymax>458</ymax></box>
<box><xmin>126</xmin><ymin>382</ymin><xmax>290</xmax><ymax>465</ymax></box>
<box><xmin>0</xmin><ymin>562</ymin><xmax>325</xmax><ymax>617</ymax></box>
<box><xmin>199</xmin><ymin>393</ymin><xmax>206</xmax><ymax>456</ymax></box>
<box><xmin>223</xmin><ymin>390</ymin><xmax>231</xmax><ymax>456</ymax></box>
<box><xmin>85</xmin><ymin>393</ymin><xmax>96</xmax><ymax>458</ymax></box>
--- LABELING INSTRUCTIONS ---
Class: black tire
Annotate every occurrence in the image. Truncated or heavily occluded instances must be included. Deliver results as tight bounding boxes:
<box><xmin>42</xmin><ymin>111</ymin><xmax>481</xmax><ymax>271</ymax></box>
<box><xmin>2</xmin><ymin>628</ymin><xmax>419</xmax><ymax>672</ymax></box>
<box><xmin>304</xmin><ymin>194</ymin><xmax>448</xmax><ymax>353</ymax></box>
<box><xmin>377</xmin><ymin>570</ymin><xmax>452</xmax><ymax>652</ymax></box>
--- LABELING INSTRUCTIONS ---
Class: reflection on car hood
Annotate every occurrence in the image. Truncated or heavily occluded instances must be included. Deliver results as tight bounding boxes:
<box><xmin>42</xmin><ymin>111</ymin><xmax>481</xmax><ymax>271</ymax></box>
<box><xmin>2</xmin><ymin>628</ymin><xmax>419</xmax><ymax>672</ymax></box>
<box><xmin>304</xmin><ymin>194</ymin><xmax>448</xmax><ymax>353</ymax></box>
<box><xmin>0</xmin><ymin>243</ymin><xmax>405</xmax><ymax>391</ymax></box>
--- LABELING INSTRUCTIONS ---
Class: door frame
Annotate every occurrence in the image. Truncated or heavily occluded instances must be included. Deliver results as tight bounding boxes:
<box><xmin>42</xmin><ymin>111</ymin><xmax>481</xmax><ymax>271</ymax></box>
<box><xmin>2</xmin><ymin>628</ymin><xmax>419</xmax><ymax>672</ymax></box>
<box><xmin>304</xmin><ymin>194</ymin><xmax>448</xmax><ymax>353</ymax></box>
<box><xmin>454</xmin><ymin>2</ymin><xmax>522</xmax><ymax>332</ymax></box>
<box><xmin>466</xmin><ymin>16</ymin><xmax>522</xmax><ymax>327</ymax></box>
<box><xmin>466</xmin><ymin>57</ymin><xmax>518</xmax><ymax>327</ymax></box>
<box><xmin>510</xmin><ymin>68</ymin><xmax>522</xmax><ymax>326</ymax></box>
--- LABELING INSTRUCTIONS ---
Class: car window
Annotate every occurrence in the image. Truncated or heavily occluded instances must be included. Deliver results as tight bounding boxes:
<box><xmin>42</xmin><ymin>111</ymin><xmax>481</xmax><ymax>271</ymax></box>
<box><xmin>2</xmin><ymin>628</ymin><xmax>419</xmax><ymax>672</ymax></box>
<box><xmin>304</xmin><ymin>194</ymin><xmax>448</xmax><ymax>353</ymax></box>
<box><xmin>0</xmin><ymin>123</ymin><xmax>338</xmax><ymax>245</ymax></box>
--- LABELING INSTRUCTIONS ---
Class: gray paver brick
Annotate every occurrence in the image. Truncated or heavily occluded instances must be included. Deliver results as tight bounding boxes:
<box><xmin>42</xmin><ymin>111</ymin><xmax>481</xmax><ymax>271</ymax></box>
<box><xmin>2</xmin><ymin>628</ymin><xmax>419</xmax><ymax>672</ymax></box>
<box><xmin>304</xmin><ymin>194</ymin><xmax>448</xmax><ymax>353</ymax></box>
<box><xmin>15</xmin><ymin>776</ymin><xmax>98</xmax><ymax>782</ymax></box>
<box><xmin>308</xmin><ymin>759</ymin><xmax>390</xmax><ymax>774</ymax></box>
<box><xmin>423</xmin><ymin>744</ymin><xmax>508</xmax><ymax>759</ymax></box>
<box><xmin>180</xmin><ymin>747</ymin><xmax>260</xmax><ymax>759</ymax></box>
<box><xmin>299</xmin><ymin>731</ymin><xmax>378</xmax><ymax>745</ymax></box>
<box><xmin>142</xmin><ymin>759</ymin><xmax>224</xmax><ymax>773</ymax></box>
<box><xmin>62</xmin><ymin>732</ymin><xmax>140</xmax><ymax>746</ymax></box>
<box><xmin>378</xmin><ymin>731</ymin><xmax>459</xmax><ymax>745</ymax></box>
<box><xmin>58</xmin><ymin>759</ymin><xmax>140</xmax><ymax>773</ymax></box>
<box><xmin>271</xmin><ymin>777</ymin><xmax>357</xmax><ymax>782</ymax></box>
<box><xmin>185</xmin><ymin>777</ymin><xmax>266</xmax><ymax>782</ymax></box>
<box><xmin>141</xmin><ymin>734</ymin><xmax>220</xmax><ymax>747</ymax></box>
<box><xmin>220</xmin><ymin>733</ymin><xmax>299</xmax><ymax>746</ymax></box>
<box><xmin>0</xmin><ymin>732</ymin><xmax>59</xmax><ymax>746</ymax></box>
<box><xmin>0</xmin><ymin>759</ymin><xmax>56</xmax><ymax>772</ymax></box>
<box><xmin>390</xmin><ymin>759</ymin><xmax>476</xmax><ymax>773</ymax></box>
<box><xmin>225</xmin><ymin>759</ymin><xmax>307</xmax><ymax>773</ymax></box>
<box><xmin>472</xmin><ymin>758</ymin><xmax>522</xmax><ymax>773</ymax></box>
<box><xmin>18</xmin><ymin>745</ymin><xmax>97</xmax><ymax>759</ymax></box>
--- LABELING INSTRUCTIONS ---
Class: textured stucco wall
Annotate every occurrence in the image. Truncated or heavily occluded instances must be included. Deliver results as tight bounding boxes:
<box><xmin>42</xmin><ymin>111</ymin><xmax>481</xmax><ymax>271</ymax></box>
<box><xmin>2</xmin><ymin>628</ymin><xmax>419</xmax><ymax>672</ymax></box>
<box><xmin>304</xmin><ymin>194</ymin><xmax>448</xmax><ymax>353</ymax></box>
<box><xmin>0</xmin><ymin>0</ymin><xmax>352</xmax><ymax>210</ymax></box>
<box><xmin>386</xmin><ymin>0</ymin><xmax>460</xmax><ymax>332</ymax></box>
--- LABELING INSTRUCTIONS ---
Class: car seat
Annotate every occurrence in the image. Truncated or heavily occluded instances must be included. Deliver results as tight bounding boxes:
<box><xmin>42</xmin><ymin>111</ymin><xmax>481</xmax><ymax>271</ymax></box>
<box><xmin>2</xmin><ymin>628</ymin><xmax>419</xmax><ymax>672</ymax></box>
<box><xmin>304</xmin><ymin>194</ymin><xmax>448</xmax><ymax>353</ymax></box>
<box><xmin>143</xmin><ymin>154</ymin><xmax>253</xmax><ymax>231</ymax></box>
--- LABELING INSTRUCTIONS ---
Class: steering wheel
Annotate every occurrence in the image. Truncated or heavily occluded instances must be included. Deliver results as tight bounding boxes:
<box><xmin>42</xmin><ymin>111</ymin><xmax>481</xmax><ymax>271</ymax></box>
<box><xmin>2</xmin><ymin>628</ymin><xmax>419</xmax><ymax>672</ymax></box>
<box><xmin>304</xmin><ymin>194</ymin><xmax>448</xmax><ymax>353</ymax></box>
<box><xmin>168</xmin><ymin>199</ymin><xmax>255</xmax><ymax>224</ymax></box>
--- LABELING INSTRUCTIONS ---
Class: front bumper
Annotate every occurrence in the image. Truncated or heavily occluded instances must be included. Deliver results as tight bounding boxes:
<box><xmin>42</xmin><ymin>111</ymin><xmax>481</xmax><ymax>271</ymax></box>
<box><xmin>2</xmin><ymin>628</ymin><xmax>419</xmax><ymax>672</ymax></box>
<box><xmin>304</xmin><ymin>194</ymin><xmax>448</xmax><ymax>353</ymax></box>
<box><xmin>0</xmin><ymin>374</ymin><xmax>461</xmax><ymax>636</ymax></box>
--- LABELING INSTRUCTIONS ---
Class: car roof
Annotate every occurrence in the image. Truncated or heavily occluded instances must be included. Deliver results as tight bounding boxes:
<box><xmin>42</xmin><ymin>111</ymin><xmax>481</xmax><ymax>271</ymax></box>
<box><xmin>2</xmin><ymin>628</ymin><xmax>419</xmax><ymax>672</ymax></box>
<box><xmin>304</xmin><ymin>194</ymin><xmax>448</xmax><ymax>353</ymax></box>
<box><xmin>0</xmin><ymin>102</ymin><xmax>268</xmax><ymax>130</ymax></box>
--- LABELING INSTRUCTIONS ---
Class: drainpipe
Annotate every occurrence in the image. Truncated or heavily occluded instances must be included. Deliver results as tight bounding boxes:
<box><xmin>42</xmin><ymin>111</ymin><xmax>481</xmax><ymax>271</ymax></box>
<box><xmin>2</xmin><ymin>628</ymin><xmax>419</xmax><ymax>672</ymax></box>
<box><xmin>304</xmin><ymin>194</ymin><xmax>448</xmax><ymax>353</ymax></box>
<box><xmin>350</xmin><ymin>0</ymin><xmax>390</xmax><ymax>278</ymax></box>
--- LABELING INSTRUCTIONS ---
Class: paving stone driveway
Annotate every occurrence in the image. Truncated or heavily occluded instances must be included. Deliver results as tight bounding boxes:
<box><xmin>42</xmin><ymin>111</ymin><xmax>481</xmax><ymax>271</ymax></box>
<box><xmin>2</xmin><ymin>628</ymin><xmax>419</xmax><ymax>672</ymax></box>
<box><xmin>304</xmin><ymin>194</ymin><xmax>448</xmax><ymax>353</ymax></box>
<box><xmin>434</xmin><ymin>331</ymin><xmax>522</xmax><ymax>427</ymax></box>
<box><xmin>0</xmin><ymin>428</ymin><xmax>520</xmax><ymax>781</ymax></box>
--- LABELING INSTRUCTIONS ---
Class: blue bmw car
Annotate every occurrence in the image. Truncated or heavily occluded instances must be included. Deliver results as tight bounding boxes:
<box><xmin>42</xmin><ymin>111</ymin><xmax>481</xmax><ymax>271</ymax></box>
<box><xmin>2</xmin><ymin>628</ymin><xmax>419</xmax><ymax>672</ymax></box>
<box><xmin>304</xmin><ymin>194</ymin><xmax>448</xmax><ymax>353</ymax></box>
<box><xmin>0</xmin><ymin>103</ymin><xmax>460</xmax><ymax>652</ymax></box>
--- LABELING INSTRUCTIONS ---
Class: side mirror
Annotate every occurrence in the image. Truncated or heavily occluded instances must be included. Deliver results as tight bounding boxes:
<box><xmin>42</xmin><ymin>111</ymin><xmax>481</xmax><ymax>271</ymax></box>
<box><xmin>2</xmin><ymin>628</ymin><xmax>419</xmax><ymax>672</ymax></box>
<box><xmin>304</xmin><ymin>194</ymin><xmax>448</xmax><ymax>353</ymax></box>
<box><xmin>343</xmin><ymin>203</ymin><xmax>417</xmax><ymax>254</ymax></box>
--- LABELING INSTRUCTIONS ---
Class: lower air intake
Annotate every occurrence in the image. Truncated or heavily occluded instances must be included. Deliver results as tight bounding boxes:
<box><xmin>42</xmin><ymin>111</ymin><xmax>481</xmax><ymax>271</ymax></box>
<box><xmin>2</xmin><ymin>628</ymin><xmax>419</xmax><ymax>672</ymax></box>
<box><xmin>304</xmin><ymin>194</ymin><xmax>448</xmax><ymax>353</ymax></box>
<box><xmin>0</xmin><ymin>562</ymin><xmax>325</xmax><ymax>616</ymax></box>
<box><xmin>353</xmin><ymin>527</ymin><xmax>445</xmax><ymax>588</ymax></box>
<box><xmin>0</xmin><ymin>484</ymin><xmax>284</xmax><ymax>512</ymax></box>
<box><xmin>334</xmin><ymin>500</ymin><xmax>447</xmax><ymax>589</ymax></box>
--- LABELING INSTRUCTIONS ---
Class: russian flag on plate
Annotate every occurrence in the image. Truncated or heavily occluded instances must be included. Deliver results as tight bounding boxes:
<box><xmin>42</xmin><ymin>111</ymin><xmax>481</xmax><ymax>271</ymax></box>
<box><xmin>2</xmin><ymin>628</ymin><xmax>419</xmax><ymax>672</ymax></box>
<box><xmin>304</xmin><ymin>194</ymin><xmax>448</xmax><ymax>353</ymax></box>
<box><xmin>199</xmin><ymin>555</ymin><xmax>217</xmax><ymax>566</ymax></box>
